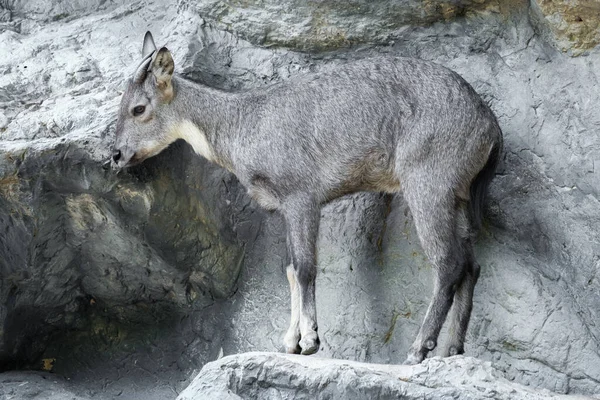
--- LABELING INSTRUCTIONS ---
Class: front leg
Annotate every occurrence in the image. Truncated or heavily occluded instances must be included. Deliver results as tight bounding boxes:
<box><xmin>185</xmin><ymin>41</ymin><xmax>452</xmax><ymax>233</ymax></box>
<box><xmin>283</xmin><ymin>263</ymin><xmax>301</xmax><ymax>354</ymax></box>
<box><xmin>283</xmin><ymin>196</ymin><xmax>320</xmax><ymax>355</ymax></box>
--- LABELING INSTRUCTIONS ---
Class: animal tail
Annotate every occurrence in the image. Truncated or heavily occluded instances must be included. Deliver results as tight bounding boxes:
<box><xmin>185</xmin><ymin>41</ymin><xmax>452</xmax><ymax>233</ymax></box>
<box><xmin>469</xmin><ymin>140</ymin><xmax>501</xmax><ymax>231</ymax></box>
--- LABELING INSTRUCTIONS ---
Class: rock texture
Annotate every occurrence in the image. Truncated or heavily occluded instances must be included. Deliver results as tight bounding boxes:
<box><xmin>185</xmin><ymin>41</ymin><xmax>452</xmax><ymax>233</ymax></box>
<box><xmin>178</xmin><ymin>352</ymin><xmax>592</xmax><ymax>400</ymax></box>
<box><xmin>0</xmin><ymin>371</ymin><xmax>91</xmax><ymax>400</ymax></box>
<box><xmin>531</xmin><ymin>0</ymin><xmax>600</xmax><ymax>54</ymax></box>
<box><xmin>185</xmin><ymin>0</ymin><xmax>526</xmax><ymax>51</ymax></box>
<box><xmin>0</xmin><ymin>0</ymin><xmax>599</xmax><ymax>399</ymax></box>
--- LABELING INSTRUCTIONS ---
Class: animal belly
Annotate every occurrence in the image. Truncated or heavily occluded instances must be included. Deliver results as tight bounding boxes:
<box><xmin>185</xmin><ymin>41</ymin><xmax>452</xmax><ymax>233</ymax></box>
<box><xmin>347</xmin><ymin>149</ymin><xmax>401</xmax><ymax>194</ymax></box>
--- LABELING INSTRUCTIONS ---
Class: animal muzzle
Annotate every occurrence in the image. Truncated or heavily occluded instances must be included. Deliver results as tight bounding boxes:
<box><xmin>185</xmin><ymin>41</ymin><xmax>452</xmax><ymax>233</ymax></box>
<box><xmin>103</xmin><ymin>147</ymin><xmax>133</xmax><ymax>171</ymax></box>
<box><xmin>112</xmin><ymin>149</ymin><xmax>122</xmax><ymax>163</ymax></box>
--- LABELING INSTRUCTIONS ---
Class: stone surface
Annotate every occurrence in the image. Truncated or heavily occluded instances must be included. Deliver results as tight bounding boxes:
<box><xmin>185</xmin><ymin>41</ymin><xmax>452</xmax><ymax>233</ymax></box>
<box><xmin>0</xmin><ymin>0</ymin><xmax>599</xmax><ymax>399</ymax></box>
<box><xmin>531</xmin><ymin>0</ymin><xmax>600</xmax><ymax>55</ymax></box>
<box><xmin>0</xmin><ymin>371</ymin><xmax>92</xmax><ymax>400</ymax></box>
<box><xmin>184</xmin><ymin>0</ymin><xmax>526</xmax><ymax>52</ymax></box>
<box><xmin>178</xmin><ymin>352</ymin><xmax>592</xmax><ymax>400</ymax></box>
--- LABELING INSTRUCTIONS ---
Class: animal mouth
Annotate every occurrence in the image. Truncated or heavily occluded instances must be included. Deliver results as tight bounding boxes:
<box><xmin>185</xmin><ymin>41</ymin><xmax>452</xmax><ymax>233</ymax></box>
<box><xmin>105</xmin><ymin>145</ymin><xmax>166</xmax><ymax>171</ymax></box>
<box><xmin>128</xmin><ymin>152</ymin><xmax>145</xmax><ymax>166</ymax></box>
<box><xmin>133</xmin><ymin>144</ymin><xmax>171</xmax><ymax>166</ymax></box>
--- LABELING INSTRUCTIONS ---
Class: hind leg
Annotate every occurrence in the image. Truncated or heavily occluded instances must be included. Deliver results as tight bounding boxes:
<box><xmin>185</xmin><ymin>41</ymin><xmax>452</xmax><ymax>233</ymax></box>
<box><xmin>444</xmin><ymin>205</ymin><xmax>480</xmax><ymax>356</ymax></box>
<box><xmin>402</xmin><ymin>176</ymin><xmax>468</xmax><ymax>364</ymax></box>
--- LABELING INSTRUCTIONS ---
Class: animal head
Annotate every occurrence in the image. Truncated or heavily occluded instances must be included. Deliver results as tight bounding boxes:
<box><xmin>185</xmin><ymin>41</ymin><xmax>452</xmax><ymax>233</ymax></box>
<box><xmin>111</xmin><ymin>32</ymin><xmax>177</xmax><ymax>169</ymax></box>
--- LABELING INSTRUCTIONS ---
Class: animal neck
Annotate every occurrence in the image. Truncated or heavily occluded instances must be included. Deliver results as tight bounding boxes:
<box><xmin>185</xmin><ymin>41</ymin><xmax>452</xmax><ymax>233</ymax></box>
<box><xmin>168</xmin><ymin>75</ymin><xmax>240</xmax><ymax>171</ymax></box>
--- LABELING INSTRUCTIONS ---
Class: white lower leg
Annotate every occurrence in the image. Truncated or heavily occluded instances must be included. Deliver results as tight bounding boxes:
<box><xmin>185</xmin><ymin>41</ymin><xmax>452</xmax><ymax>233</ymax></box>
<box><xmin>283</xmin><ymin>264</ymin><xmax>301</xmax><ymax>353</ymax></box>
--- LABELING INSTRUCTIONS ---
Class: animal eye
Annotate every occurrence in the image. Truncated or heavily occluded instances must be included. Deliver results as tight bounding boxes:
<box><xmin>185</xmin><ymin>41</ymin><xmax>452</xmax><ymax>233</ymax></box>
<box><xmin>133</xmin><ymin>105</ymin><xmax>146</xmax><ymax>116</ymax></box>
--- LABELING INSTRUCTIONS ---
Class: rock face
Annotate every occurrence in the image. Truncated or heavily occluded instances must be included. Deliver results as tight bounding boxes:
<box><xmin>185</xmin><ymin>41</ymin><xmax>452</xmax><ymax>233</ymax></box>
<box><xmin>531</xmin><ymin>0</ymin><xmax>600</xmax><ymax>54</ymax></box>
<box><xmin>178</xmin><ymin>352</ymin><xmax>590</xmax><ymax>400</ymax></box>
<box><xmin>185</xmin><ymin>0</ymin><xmax>525</xmax><ymax>51</ymax></box>
<box><xmin>0</xmin><ymin>0</ymin><xmax>599</xmax><ymax>399</ymax></box>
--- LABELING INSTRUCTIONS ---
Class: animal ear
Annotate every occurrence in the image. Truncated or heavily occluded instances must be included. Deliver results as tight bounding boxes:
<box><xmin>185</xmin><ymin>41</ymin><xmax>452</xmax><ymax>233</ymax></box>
<box><xmin>142</xmin><ymin>31</ymin><xmax>157</xmax><ymax>58</ymax></box>
<box><xmin>150</xmin><ymin>47</ymin><xmax>175</xmax><ymax>101</ymax></box>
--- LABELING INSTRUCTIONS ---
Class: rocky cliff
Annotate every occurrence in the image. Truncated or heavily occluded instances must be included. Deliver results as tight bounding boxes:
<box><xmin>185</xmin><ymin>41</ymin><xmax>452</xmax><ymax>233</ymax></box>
<box><xmin>0</xmin><ymin>0</ymin><xmax>599</xmax><ymax>399</ymax></box>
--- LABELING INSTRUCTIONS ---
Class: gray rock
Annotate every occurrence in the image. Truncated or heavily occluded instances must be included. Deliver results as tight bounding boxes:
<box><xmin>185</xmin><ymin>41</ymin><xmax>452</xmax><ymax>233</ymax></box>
<box><xmin>177</xmin><ymin>352</ymin><xmax>592</xmax><ymax>400</ymax></box>
<box><xmin>0</xmin><ymin>371</ymin><xmax>92</xmax><ymax>400</ymax></box>
<box><xmin>0</xmin><ymin>0</ymin><xmax>599</xmax><ymax>399</ymax></box>
<box><xmin>183</xmin><ymin>0</ymin><xmax>525</xmax><ymax>52</ymax></box>
<box><xmin>529</xmin><ymin>0</ymin><xmax>600</xmax><ymax>55</ymax></box>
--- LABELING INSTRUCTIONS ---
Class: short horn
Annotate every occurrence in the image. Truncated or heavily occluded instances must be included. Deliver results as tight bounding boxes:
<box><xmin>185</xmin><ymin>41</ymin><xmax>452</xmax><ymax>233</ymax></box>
<box><xmin>133</xmin><ymin>52</ymin><xmax>154</xmax><ymax>83</ymax></box>
<box><xmin>142</xmin><ymin>31</ymin><xmax>157</xmax><ymax>58</ymax></box>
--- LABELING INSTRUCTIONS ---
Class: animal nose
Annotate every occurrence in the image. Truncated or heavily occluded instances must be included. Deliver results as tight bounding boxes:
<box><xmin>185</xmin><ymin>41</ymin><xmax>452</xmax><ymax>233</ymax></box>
<box><xmin>112</xmin><ymin>149</ymin><xmax>122</xmax><ymax>162</ymax></box>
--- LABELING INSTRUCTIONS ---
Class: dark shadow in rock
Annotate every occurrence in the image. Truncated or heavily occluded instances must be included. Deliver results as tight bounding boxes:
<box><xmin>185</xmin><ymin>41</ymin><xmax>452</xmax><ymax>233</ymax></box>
<box><xmin>0</xmin><ymin>139</ymin><xmax>255</xmax><ymax>376</ymax></box>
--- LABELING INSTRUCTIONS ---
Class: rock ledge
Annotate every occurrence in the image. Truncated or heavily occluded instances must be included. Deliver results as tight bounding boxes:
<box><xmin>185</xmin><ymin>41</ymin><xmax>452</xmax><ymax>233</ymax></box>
<box><xmin>177</xmin><ymin>352</ymin><xmax>591</xmax><ymax>400</ymax></box>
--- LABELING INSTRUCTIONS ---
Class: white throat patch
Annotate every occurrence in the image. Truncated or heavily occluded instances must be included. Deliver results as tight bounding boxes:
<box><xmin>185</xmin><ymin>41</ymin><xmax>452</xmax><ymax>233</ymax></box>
<box><xmin>169</xmin><ymin>120</ymin><xmax>214</xmax><ymax>162</ymax></box>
